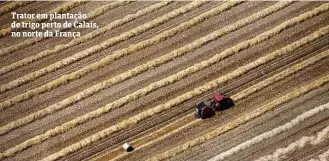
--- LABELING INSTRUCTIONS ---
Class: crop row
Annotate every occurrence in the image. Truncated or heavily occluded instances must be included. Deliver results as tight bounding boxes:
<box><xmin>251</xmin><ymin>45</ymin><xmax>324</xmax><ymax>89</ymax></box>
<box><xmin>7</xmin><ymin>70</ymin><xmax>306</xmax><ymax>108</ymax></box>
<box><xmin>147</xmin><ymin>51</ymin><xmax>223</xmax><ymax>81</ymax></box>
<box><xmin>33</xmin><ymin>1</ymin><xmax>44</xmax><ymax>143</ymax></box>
<box><xmin>209</xmin><ymin>102</ymin><xmax>329</xmax><ymax>161</ymax></box>
<box><xmin>0</xmin><ymin>1</ymin><xmax>205</xmax><ymax>93</ymax></box>
<box><xmin>0</xmin><ymin>1</ymin><xmax>249</xmax><ymax>158</ymax></box>
<box><xmin>0</xmin><ymin>1</ymin><xmax>300</xmax><ymax>155</ymax></box>
<box><xmin>97</xmin><ymin>2</ymin><xmax>329</xmax><ymax>159</ymax></box>
<box><xmin>0</xmin><ymin>1</ymin><xmax>206</xmax><ymax>94</ymax></box>
<box><xmin>95</xmin><ymin>112</ymin><xmax>196</xmax><ymax>160</ymax></box>
<box><xmin>149</xmin><ymin>73</ymin><xmax>329</xmax><ymax>161</ymax></box>
<box><xmin>0</xmin><ymin>1</ymin><xmax>166</xmax><ymax>74</ymax></box>
<box><xmin>37</xmin><ymin>12</ymin><xmax>329</xmax><ymax>161</ymax></box>
<box><xmin>145</xmin><ymin>25</ymin><xmax>329</xmax><ymax>161</ymax></box>
<box><xmin>256</xmin><ymin>121</ymin><xmax>329</xmax><ymax>161</ymax></box>
<box><xmin>0</xmin><ymin>1</ymin><xmax>131</xmax><ymax>57</ymax></box>
<box><xmin>1</xmin><ymin>0</ymin><xmax>290</xmax><ymax>135</ymax></box>
<box><xmin>0</xmin><ymin>3</ymin><xmax>326</xmax><ymax>160</ymax></box>
<box><xmin>1</xmin><ymin>2</ymin><xmax>327</xmax><ymax>160</ymax></box>
<box><xmin>111</xmin><ymin>48</ymin><xmax>329</xmax><ymax>161</ymax></box>
<box><xmin>232</xmin><ymin>50</ymin><xmax>329</xmax><ymax>101</ymax></box>
<box><xmin>0</xmin><ymin>1</ymin><xmax>33</xmax><ymax>16</ymax></box>
<box><xmin>0</xmin><ymin>1</ymin><xmax>225</xmax><ymax>109</ymax></box>
<box><xmin>309</xmin><ymin>148</ymin><xmax>329</xmax><ymax>161</ymax></box>
<box><xmin>0</xmin><ymin>1</ymin><xmax>87</xmax><ymax>37</ymax></box>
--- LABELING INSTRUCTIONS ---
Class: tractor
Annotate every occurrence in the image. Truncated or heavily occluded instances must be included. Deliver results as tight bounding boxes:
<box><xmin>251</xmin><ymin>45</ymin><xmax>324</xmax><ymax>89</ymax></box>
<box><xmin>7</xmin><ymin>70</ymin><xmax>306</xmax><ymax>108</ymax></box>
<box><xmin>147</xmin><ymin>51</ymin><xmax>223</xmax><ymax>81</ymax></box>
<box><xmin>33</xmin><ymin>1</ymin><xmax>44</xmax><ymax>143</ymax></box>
<box><xmin>195</xmin><ymin>93</ymin><xmax>234</xmax><ymax>119</ymax></box>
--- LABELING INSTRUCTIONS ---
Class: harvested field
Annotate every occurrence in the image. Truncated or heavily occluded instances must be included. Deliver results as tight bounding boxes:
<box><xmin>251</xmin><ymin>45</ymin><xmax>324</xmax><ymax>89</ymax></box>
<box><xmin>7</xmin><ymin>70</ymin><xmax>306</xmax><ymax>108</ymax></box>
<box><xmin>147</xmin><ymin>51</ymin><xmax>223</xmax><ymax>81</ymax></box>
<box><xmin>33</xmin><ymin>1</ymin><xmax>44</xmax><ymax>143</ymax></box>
<box><xmin>0</xmin><ymin>1</ymin><xmax>329</xmax><ymax>161</ymax></box>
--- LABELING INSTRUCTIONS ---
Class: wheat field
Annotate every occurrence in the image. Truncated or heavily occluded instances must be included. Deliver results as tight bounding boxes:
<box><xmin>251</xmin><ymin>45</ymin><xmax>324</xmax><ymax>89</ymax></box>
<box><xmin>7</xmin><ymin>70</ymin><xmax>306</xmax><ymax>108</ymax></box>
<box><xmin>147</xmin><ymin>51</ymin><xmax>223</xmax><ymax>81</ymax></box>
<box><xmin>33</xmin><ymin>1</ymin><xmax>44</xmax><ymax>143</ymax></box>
<box><xmin>0</xmin><ymin>1</ymin><xmax>329</xmax><ymax>161</ymax></box>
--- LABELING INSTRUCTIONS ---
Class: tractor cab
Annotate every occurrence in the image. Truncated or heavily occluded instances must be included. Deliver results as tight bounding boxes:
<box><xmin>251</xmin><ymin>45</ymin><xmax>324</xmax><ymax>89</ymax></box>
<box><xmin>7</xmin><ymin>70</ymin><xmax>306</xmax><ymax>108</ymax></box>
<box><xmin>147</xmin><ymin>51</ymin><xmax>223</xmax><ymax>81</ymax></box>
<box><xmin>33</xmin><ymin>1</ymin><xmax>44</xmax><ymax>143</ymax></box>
<box><xmin>211</xmin><ymin>93</ymin><xmax>234</xmax><ymax>111</ymax></box>
<box><xmin>195</xmin><ymin>102</ymin><xmax>215</xmax><ymax>119</ymax></box>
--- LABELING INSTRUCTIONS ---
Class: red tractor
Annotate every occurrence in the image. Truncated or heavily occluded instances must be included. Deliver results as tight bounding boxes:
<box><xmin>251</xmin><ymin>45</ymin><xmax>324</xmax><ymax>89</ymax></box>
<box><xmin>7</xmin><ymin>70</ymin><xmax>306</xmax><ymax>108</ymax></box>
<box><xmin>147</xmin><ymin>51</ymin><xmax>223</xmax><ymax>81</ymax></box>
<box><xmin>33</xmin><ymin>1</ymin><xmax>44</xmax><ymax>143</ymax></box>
<box><xmin>195</xmin><ymin>93</ymin><xmax>234</xmax><ymax>119</ymax></box>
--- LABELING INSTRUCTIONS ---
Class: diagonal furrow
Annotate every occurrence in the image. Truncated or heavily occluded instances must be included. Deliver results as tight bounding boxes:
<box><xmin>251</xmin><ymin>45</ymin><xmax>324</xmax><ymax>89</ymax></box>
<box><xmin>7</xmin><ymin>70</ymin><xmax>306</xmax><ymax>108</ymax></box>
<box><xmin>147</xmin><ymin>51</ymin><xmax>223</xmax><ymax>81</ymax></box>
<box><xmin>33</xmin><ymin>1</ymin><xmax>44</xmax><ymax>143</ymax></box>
<box><xmin>0</xmin><ymin>1</ymin><xmax>169</xmax><ymax>74</ymax></box>
<box><xmin>35</xmin><ymin>9</ymin><xmax>329</xmax><ymax>161</ymax></box>
<box><xmin>211</xmin><ymin>103</ymin><xmax>329</xmax><ymax>161</ymax></box>
<box><xmin>308</xmin><ymin>148</ymin><xmax>329</xmax><ymax>161</ymax></box>
<box><xmin>1</xmin><ymin>1</ymin><xmax>328</xmax><ymax>161</ymax></box>
<box><xmin>0</xmin><ymin>1</ymin><xmax>224</xmax><ymax>109</ymax></box>
<box><xmin>0</xmin><ymin>1</ymin><xmax>208</xmax><ymax>95</ymax></box>
<box><xmin>0</xmin><ymin>1</ymin><xmax>34</xmax><ymax>16</ymax></box>
<box><xmin>0</xmin><ymin>1</ymin><xmax>88</xmax><ymax>37</ymax></box>
<box><xmin>107</xmin><ymin>49</ymin><xmax>329</xmax><ymax>161</ymax></box>
<box><xmin>0</xmin><ymin>1</ymin><xmax>291</xmax><ymax>135</ymax></box>
<box><xmin>255</xmin><ymin>125</ymin><xmax>329</xmax><ymax>161</ymax></box>
<box><xmin>0</xmin><ymin>1</ymin><xmax>207</xmax><ymax>94</ymax></box>
<box><xmin>0</xmin><ymin>1</ymin><xmax>132</xmax><ymax>57</ymax></box>
<box><xmin>148</xmin><ymin>73</ymin><xmax>329</xmax><ymax>161</ymax></box>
